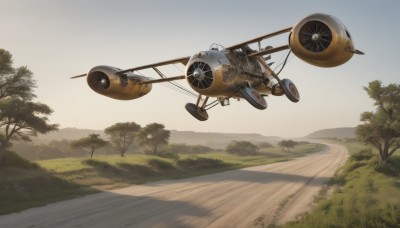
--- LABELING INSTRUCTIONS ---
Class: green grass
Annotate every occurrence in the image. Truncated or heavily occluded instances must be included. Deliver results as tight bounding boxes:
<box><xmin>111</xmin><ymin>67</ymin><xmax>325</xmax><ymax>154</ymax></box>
<box><xmin>283</xmin><ymin>142</ymin><xmax>400</xmax><ymax>228</ymax></box>
<box><xmin>0</xmin><ymin>143</ymin><xmax>324</xmax><ymax>215</ymax></box>
<box><xmin>0</xmin><ymin>151</ymin><xmax>96</xmax><ymax>215</ymax></box>
<box><xmin>36</xmin><ymin>143</ymin><xmax>324</xmax><ymax>187</ymax></box>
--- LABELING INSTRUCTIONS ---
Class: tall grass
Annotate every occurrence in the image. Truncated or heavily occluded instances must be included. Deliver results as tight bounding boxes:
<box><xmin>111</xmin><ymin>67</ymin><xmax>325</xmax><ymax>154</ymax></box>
<box><xmin>284</xmin><ymin>143</ymin><xmax>400</xmax><ymax>228</ymax></box>
<box><xmin>0</xmin><ymin>151</ymin><xmax>96</xmax><ymax>215</ymax></box>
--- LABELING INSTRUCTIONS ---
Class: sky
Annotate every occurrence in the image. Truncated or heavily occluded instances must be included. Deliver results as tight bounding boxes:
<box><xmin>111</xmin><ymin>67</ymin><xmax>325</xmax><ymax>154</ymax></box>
<box><xmin>0</xmin><ymin>0</ymin><xmax>399</xmax><ymax>137</ymax></box>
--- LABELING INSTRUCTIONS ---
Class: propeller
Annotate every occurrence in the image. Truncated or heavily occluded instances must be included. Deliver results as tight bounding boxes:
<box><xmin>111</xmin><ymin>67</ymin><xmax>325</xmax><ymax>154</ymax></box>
<box><xmin>299</xmin><ymin>21</ymin><xmax>332</xmax><ymax>52</ymax></box>
<box><xmin>94</xmin><ymin>72</ymin><xmax>110</xmax><ymax>90</ymax></box>
<box><xmin>187</xmin><ymin>62</ymin><xmax>213</xmax><ymax>89</ymax></box>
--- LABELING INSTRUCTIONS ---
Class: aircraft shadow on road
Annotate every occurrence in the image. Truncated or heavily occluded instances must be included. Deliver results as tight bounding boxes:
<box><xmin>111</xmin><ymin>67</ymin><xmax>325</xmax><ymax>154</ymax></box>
<box><xmin>0</xmin><ymin>192</ymin><xmax>210</xmax><ymax>228</ymax></box>
<box><xmin>97</xmin><ymin>192</ymin><xmax>211</xmax><ymax>227</ymax></box>
<box><xmin>145</xmin><ymin>169</ymin><xmax>330</xmax><ymax>186</ymax></box>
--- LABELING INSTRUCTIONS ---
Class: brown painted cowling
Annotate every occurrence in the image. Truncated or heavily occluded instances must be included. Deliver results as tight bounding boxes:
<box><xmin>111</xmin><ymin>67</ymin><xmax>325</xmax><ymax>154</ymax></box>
<box><xmin>290</xmin><ymin>13</ymin><xmax>361</xmax><ymax>67</ymax></box>
<box><xmin>87</xmin><ymin>65</ymin><xmax>152</xmax><ymax>100</ymax></box>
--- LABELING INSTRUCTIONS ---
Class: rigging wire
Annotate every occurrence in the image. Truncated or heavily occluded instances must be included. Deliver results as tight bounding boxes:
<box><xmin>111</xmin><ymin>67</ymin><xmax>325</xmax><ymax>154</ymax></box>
<box><xmin>274</xmin><ymin>50</ymin><xmax>292</xmax><ymax>75</ymax></box>
<box><xmin>135</xmin><ymin>70</ymin><xmax>199</xmax><ymax>99</ymax></box>
<box><xmin>149</xmin><ymin>65</ymin><xmax>199</xmax><ymax>97</ymax></box>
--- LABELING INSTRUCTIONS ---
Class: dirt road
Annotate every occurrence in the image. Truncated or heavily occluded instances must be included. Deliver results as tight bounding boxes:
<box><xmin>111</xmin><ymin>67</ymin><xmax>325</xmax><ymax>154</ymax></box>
<box><xmin>0</xmin><ymin>143</ymin><xmax>348</xmax><ymax>228</ymax></box>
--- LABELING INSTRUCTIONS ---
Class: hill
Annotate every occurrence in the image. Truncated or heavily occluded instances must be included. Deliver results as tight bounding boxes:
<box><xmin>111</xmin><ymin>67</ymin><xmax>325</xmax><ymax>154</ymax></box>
<box><xmin>169</xmin><ymin>130</ymin><xmax>281</xmax><ymax>148</ymax></box>
<box><xmin>306</xmin><ymin>127</ymin><xmax>355</xmax><ymax>139</ymax></box>
<box><xmin>34</xmin><ymin>128</ymin><xmax>281</xmax><ymax>149</ymax></box>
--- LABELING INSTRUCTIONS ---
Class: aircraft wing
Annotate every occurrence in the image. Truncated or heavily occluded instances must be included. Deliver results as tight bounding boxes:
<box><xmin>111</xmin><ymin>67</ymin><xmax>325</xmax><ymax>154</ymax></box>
<box><xmin>116</xmin><ymin>56</ymin><xmax>190</xmax><ymax>75</ymax></box>
<box><xmin>72</xmin><ymin>56</ymin><xmax>190</xmax><ymax>85</ymax></box>
<box><xmin>226</xmin><ymin>27</ymin><xmax>292</xmax><ymax>51</ymax></box>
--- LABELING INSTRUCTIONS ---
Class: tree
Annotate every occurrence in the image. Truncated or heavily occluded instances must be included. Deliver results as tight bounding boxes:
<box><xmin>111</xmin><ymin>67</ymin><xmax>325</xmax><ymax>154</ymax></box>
<box><xmin>356</xmin><ymin>80</ymin><xmax>400</xmax><ymax>165</ymax></box>
<box><xmin>137</xmin><ymin>123</ymin><xmax>170</xmax><ymax>154</ymax></box>
<box><xmin>71</xmin><ymin>134</ymin><xmax>108</xmax><ymax>159</ymax></box>
<box><xmin>226</xmin><ymin>141</ymin><xmax>259</xmax><ymax>155</ymax></box>
<box><xmin>278</xmin><ymin>140</ymin><xmax>298</xmax><ymax>152</ymax></box>
<box><xmin>0</xmin><ymin>49</ymin><xmax>36</xmax><ymax>100</ymax></box>
<box><xmin>0</xmin><ymin>49</ymin><xmax>58</xmax><ymax>165</ymax></box>
<box><xmin>104</xmin><ymin>122</ymin><xmax>141</xmax><ymax>157</ymax></box>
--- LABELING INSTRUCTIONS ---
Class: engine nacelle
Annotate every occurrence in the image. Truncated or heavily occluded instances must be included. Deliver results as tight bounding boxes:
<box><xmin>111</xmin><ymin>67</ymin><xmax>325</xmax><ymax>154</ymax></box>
<box><xmin>290</xmin><ymin>13</ymin><xmax>358</xmax><ymax>67</ymax></box>
<box><xmin>87</xmin><ymin>65</ymin><xmax>152</xmax><ymax>100</ymax></box>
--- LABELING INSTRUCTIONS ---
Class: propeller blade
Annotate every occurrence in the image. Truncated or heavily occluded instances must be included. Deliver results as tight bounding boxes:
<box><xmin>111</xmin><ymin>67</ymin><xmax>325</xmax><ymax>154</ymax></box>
<box><xmin>70</xmin><ymin>73</ymin><xmax>87</xmax><ymax>79</ymax></box>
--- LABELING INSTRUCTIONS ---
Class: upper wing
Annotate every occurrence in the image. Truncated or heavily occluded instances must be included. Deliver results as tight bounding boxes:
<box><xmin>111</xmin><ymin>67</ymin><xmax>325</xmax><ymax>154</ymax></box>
<box><xmin>226</xmin><ymin>27</ymin><xmax>292</xmax><ymax>51</ymax></box>
<box><xmin>116</xmin><ymin>56</ymin><xmax>190</xmax><ymax>75</ymax></box>
<box><xmin>115</xmin><ymin>56</ymin><xmax>190</xmax><ymax>85</ymax></box>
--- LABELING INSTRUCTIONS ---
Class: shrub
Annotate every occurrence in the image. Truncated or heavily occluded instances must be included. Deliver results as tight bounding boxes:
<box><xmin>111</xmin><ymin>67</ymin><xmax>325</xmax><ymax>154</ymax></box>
<box><xmin>351</xmin><ymin>149</ymin><xmax>373</xmax><ymax>161</ymax></box>
<box><xmin>0</xmin><ymin>151</ymin><xmax>39</xmax><ymax>169</ymax></box>
<box><xmin>190</xmin><ymin>145</ymin><xmax>213</xmax><ymax>153</ymax></box>
<box><xmin>147</xmin><ymin>159</ymin><xmax>175</xmax><ymax>171</ymax></box>
<box><xmin>226</xmin><ymin>141</ymin><xmax>259</xmax><ymax>155</ymax></box>
<box><xmin>144</xmin><ymin>150</ymin><xmax>180</xmax><ymax>160</ymax></box>
<box><xmin>161</xmin><ymin>144</ymin><xmax>214</xmax><ymax>154</ymax></box>
<box><xmin>177</xmin><ymin>157</ymin><xmax>227</xmax><ymax>171</ymax></box>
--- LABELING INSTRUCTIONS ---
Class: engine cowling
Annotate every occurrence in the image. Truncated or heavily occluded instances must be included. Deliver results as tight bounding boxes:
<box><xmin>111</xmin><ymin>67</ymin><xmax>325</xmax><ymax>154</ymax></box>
<box><xmin>289</xmin><ymin>13</ymin><xmax>358</xmax><ymax>67</ymax></box>
<box><xmin>87</xmin><ymin>65</ymin><xmax>152</xmax><ymax>100</ymax></box>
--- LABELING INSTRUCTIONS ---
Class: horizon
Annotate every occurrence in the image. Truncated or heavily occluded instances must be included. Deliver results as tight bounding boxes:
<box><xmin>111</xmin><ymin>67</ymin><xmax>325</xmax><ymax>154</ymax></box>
<box><xmin>43</xmin><ymin>126</ymin><xmax>356</xmax><ymax>139</ymax></box>
<box><xmin>1</xmin><ymin>0</ymin><xmax>399</xmax><ymax>137</ymax></box>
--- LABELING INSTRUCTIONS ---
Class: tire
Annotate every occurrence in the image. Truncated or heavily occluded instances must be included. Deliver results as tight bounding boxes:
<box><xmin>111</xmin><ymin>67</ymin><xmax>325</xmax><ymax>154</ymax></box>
<box><xmin>239</xmin><ymin>87</ymin><xmax>267</xmax><ymax>110</ymax></box>
<box><xmin>185</xmin><ymin>103</ymin><xmax>209</xmax><ymax>121</ymax></box>
<box><xmin>281</xmin><ymin>79</ymin><xmax>300</xmax><ymax>103</ymax></box>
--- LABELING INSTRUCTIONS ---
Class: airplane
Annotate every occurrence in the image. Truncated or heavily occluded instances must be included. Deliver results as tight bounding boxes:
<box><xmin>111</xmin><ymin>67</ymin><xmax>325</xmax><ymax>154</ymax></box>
<box><xmin>72</xmin><ymin>13</ymin><xmax>363</xmax><ymax>121</ymax></box>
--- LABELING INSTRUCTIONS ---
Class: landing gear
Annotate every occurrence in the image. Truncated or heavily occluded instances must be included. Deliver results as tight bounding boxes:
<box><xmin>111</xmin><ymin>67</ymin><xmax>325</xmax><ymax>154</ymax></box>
<box><xmin>281</xmin><ymin>79</ymin><xmax>300</xmax><ymax>103</ymax></box>
<box><xmin>185</xmin><ymin>95</ymin><xmax>210</xmax><ymax>121</ymax></box>
<box><xmin>185</xmin><ymin>103</ymin><xmax>208</xmax><ymax>121</ymax></box>
<box><xmin>239</xmin><ymin>86</ymin><xmax>267</xmax><ymax>110</ymax></box>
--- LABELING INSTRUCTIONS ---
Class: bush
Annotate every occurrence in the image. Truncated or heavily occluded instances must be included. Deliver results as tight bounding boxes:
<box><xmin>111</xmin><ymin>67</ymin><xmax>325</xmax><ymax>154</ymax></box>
<box><xmin>351</xmin><ymin>149</ymin><xmax>373</xmax><ymax>161</ymax></box>
<box><xmin>190</xmin><ymin>145</ymin><xmax>213</xmax><ymax>153</ymax></box>
<box><xmin>374</xmin><ymin>164</ymin><xmax>398</xmax><ymax>177</ymax></box>
<box><xmin>147</xmin><ymin>159</ymin><xmax>175</xmax><ymax>171</ymax></box>
<box><xmin>226</xmin><ymin>141</ymin><xmax>259</xmax><ymax>155</ymax></box>
<box><xmin>144</xmin><ymin>150</ymin><xmax>180</xmax><ymax>160</ymax></box>
<box><xmin>177</xmin><ymin>157</ymin><xmax>228</xmax><ymax>171</ymax></box>
<box><xmin>0</xmin><ymin>151</ymin><xmax>39</xmax><ymax>169</ymax></box>
<box><xmin>161</xmin><ymin>144</ymin><xmax>214</xmax><ymax>154</ymax></box>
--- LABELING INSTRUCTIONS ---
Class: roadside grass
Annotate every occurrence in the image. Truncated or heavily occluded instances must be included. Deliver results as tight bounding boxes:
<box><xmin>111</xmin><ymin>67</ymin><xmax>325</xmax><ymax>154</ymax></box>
<box><xmin>36</xmin><ymin>143</ymin><xmax>324</xmax><ymax>188</ymax></box>
<box><xmin>0</xmin><ymin>143</ymin><xmax>324</xmax><ymax>215</ymax></box>
<box><xmin>283</xmin><ymin>142</ymin><xmax>400</xmax><ymax>228</ymax></box>
<box><xmin>0</xmin><ymin>151</ymin><xmax>96</xmax><ymax>215</ymax></box>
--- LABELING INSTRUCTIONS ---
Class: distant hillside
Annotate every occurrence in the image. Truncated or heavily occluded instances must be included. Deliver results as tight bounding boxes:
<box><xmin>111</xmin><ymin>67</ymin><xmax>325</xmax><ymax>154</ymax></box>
<box><xmin>34</xmin><ymin>128</ymin><xmax>281</xmax><ymax>149</ymax></box>
<box><xmin>307</xmin><ymin>127</ymin><xmax>355</xmax><ymax>139</ymax></box>
<box><xmin>169</xmin><ymin>130</ymin><xmax>281</xmax><ymax>149</ymax></box>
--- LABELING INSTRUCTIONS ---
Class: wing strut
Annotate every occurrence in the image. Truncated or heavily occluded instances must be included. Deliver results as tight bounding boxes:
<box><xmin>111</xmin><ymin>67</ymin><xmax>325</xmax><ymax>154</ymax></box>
<box><xmin>140</xmin><ymin>76</ymin><xmax>185</xmax><ymax>85</ymax></box>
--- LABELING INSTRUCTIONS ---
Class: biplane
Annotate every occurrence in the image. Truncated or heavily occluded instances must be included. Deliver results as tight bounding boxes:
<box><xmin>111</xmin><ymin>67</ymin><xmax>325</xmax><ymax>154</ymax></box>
<box><xmin>72</xmin><ymin>13</ymin><xmax>363</xmax><ymax>121</ymax></box>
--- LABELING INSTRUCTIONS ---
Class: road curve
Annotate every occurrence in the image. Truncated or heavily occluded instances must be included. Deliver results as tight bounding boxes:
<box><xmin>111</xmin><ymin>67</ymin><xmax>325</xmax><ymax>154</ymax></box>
<box><xmin>0</xmin><ymin>143</ymin><xmax>348</xmax><ymax>228</ymax></box>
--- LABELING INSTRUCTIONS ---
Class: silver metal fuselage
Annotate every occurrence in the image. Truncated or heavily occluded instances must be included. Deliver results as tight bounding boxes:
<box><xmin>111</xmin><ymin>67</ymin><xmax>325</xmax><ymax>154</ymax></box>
<box><xmin>185</xmin><ymin>50</ymin><xmax>272</xmax><ymax>98</ymax></box>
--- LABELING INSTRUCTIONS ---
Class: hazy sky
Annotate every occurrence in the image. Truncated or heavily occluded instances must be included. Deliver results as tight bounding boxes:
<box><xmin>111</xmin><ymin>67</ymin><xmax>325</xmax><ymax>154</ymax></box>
<box><xmin>1</xmin><ymin>0</ymin><xmax>399</xmax><ymax>137</ymax></box>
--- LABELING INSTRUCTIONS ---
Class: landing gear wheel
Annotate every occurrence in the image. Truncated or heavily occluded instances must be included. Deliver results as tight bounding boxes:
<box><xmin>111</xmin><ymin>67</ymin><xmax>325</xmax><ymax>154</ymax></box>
<box><xmin>185</xmin><ymin>103</ymin><xmax>209</xmax><ymax>121</ymax></box>
<box><xmin>281</xmin><ymin>79</ymin><xmax>300</xmax><ymax>103</ymax></box>
<box><xmin>239</xmin><ymin>86</ymin><xmax>267</xmax><ymax>110</ymax></box>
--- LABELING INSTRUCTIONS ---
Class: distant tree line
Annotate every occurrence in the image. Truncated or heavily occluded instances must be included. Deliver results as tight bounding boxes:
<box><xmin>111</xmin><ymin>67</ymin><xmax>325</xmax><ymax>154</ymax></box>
<box><xmin>70</xmin><ymin>122</ymin><xmax>171</xmax><ymax>159</ymax></box>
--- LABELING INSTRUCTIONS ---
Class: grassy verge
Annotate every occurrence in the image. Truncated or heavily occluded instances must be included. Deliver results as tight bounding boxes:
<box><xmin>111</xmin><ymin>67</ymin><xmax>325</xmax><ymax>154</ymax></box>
<box><xmin>283</xmin><ymin>142</ymin><xmax>400</xmax><ymax>227</ymax></box>
<box><xmin>0</xmin><ymin>143</ymin><xmax>323</xmax><ymax>215</ymax></box>
<box><xmin>0</xmin><ymin>151</ymin><xmax>96</xmax><ymax>215</ymax></box>
<box><xmin>36</xmin><ymin>143</ymin><xmax>324</xmax><ymax>188</ymax></box>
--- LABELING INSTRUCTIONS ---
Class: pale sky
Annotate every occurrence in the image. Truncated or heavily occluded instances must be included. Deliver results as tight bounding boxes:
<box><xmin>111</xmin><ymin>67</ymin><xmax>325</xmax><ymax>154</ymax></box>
<box><xmin>1</xmin><ymin>0</ymin><xmax>399</xmax><ymax>137</ymax></box>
